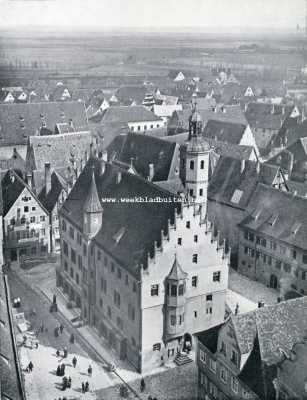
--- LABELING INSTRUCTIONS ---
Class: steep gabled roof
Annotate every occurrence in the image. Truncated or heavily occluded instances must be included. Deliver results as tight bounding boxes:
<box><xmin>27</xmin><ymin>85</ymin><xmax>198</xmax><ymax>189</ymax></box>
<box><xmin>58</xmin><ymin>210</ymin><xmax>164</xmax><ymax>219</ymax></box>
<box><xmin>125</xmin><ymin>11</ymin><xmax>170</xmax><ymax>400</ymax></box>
<box><xmin>107</xmin><ymin>132</ymin><xmax>178</xmax><ymax>182</ymax></box>
<box><xmin>0</xmin><ymin>101</ymin><xmax>88</xmax><ymax>146</ymax></box>
<box><xmin>2</xmin><ymin>170</ymin><xmax>47</xmax><ymax>217</ymax></box>
<box><xmin>208</xmin><ymin>156</ymin><xmax>280</xmax><ymax>209</ymax></box>
<box><xmin>239</xmin><ymin>183</ymin><xmax>307</xmax><ymax>250</ymax></box>
<box><xmin>38</xmin><ymin>171</ymin><xmax>68</xmax><ymax>213</ymax></box>
<box><xmin>90</xmin><ymin>105</ymin><xmax>162</xmax><ymax>124</ymax></box>
<box><xmin>60</xmin><ymin>157</ymin><xmax>180</xmax><ymax>278</ymax></box>
<box><xmin>203</xmin><ymin>119</ymin><xmax>247</xmax><ymax>145</ymax></box>
<box><xmin>27</xmin><ymin>131</ymin><xmax>93</xmax><ymax>172</ymax></box>
<box><xmin>167</xmin><ymin>255</ymin><xmax>188</xmax><ymax>280</ymax></box>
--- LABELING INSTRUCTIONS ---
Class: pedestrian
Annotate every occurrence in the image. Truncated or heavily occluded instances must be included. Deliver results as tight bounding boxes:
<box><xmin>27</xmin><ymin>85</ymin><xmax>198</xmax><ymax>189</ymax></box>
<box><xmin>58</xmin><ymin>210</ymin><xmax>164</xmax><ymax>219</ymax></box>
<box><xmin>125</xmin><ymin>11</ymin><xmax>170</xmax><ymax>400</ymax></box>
<box><xmin>69</xmin><ymin>333</ymin><xmax>75</xmax><ymax>344</ymax></box>
<box><xmin>35</xmin><ymin>342</ymin><xmax>39</xmax><ymax>349</ymax></box>
<box><xmin>59</xmin><ymin>324</ymin><xmax>64</xmax><ymax>334</ymax></box>
<box><xmin>62</xmin><ymin>376</ymin><xmax>67</xmax><ymax>391</ymax></box>
<box><xmin>88</xmin><ymin>364</ymin><xmax>92</xmax><ymax>376</ymax></box>
<box><xmin>85</xmin><ymin>381</ymin><xmax>89</xmax><ymax>392</ymax></box>
<box><xmin>28</xmin><ymin>361</ymin><xmax>33</xmax><ymax>372</ymax></box>
<box><xmin>56</xmin><ymin>365</ymin><xmax>61</xmax><ymax>376</ymax></box>
<box><xmin>81</xmin><ymin>382</ymin><xmax>85</xmax><ymax>393</ymax></box>
<box><xmin>72</xmin><ymin>356</ymin><xmax>77</xmax><ymax>368</ymax></box>
<box><xmin>60</xmin><ymin>363</ymin><xmax>65</xmax><ymax>376</ymax></box>
<box><xmin>56</xmin><ymin>349</ymin><xmax>60</xmax><ymax>357</ymax></box>
<box><xmin>63</xmin><ymin>347</ymin><xmax>68</xmax><ymax>358</ymax></box>
<box><xmin>140</xmin><ymin>377</ymin><xmax>145</xmax><ymax>392</ymax></box>
<box><xmin>235</xmin><ymin>303</ymin><xmax>239</xmax><ymax>315</ymax></box>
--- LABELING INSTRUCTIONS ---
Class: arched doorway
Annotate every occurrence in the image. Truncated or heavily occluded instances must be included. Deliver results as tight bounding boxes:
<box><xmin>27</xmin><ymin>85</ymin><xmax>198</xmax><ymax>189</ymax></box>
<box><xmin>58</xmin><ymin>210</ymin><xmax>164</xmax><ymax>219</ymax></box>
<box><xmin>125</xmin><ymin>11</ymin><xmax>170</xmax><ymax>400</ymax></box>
<box><xmin>270</xmin><ymin>274</ymin><xmax>278</xmax><ymax>289</ymax></box>
<box><xmin>183</xmin><ymin>332</ymin><xmax>192</xmax><ymax>352</ymax></box>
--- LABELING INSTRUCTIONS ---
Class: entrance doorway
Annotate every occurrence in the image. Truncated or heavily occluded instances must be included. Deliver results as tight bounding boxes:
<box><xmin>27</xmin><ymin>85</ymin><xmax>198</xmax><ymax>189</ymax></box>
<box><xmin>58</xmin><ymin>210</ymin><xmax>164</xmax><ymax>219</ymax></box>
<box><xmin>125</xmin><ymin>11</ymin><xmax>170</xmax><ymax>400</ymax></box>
<box><xmin>270</xmin><ymin>274</ymin><xmax>278</xmax><ymax>289</ymax></box>
<box><xmin>183</xmin><ymin>332</ymin><xmax>192</xmax><ymax>352</ymax></box>
<box><xmin>10</xmin><ymin>249</ymin><xmax>17</xmax><ymax>261</ymax></box>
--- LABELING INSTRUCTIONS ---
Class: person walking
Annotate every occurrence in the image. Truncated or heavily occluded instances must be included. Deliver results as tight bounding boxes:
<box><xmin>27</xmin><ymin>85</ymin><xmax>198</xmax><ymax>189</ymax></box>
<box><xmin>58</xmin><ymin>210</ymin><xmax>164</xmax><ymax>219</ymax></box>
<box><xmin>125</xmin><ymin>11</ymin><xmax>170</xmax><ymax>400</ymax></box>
<box><xmin>87</xmin><ymin>365</ymin><xmax>92</xmax><ymax>376</ymax></box>
<box><xmin>56</xmin><ymin>349</ymin><xmax>60</xmax><ymax>357</ymax></box>
<box><xmin>72</xmin><ymin>356</ymin><xmax>77</xmax><ymax>368</ymax></box>
<box><xmin>63</xmin><ymin>347</ymin><xmax>68</xmax><ymax>358</ymax></box>
<box><xmin>85</xmin><ymin>382</ymin><xmax>89</xmax><ymax>392</ymax></box>
<box><xmin>56</xmin><ymin>365</ymin><xmax>61</xmax><ymax>376</ymax></box>
<box><xmin>140</xmin><ymin>377</ymin><xmax>145</xmax><ymax>392</ymax></box>
<box><xmin>28</xmin><ymin>361</ymin><xmax>33</xmax><ymax>372</ymax></box>
<box><xmin>81</xmin><ymin>382</ymin><xmax>85</xmax><ymax>393</ymax></box>
<box><xmin>59</xmin><ymin>324</ymin><xmax>64</xmax><ymax>334</ymax></box>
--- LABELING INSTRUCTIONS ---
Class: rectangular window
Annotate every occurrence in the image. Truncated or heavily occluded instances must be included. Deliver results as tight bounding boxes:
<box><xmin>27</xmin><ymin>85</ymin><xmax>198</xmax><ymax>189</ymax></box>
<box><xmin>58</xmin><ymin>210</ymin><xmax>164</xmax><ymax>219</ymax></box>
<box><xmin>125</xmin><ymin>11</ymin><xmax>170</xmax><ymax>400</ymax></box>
<box><xmin>113</xmin><ymin>290</ymin><xmax>121</xmax><ymax>308</ymax></box>
<box><xmin>194</xmin><ymin>235</ymin><xmax>198</xmax><ymax>243</ymax></box>
<box><xmin>104</xmin><ymin>256</ymin><xmax>108</xmax><ymax>266</ymax></box>
<box><xmin>83</xmin><ymin>243</ymin><xmax>87</xmax><ymax>256</ymax></box>
<box><xmin>209</xmin><ymin>358</ymin><xmax>216</xmax><ymax>373</ymax></box>
<box><xmin>189</xmin><ymin>189</ymin><xmax>194</xmax><ymax>197</ymax></box>
<box><xmin>97</xmin><ymin>250</ymin><xmax>101</xmax><ymax>260</ymax></box>
<box><xmin>192</xmin><ymin>254</ymin><xmax>198</xmax><ymax>263</ymax></box>
<box><xmin>177</xmin><ymin>238</ymin><xmax>182</xmax><ymax>245</ymax></box>
<box><xmin>40</xmin><ymin>228</ymin><xmax>45</xmax><ymax>236</ymax></box>
<box><xmin>292</xmin><ymin>250</ymin><xmax>297</xmax><ymax>259</ymax></box>
<box><xmin>30</xmin><ymin>216</ymin><xmax>35</xmax><ymax>223</ymax></box>
<box><xmin>199</xmin><ymin>349</ymin><xmax>206</xmax><ymax>364</ymax></box>
<box><xmin>275</xmin><ymin>260</ymin><xmax>282</xmax><ymax>270</ymax></box>
<box><xmin>199</xmin><ymin>188</ymin><xmax>203</xmax><ymax>196</ymax></box>
<box><xmin>206</xmin><ymin>294</ymin><xmax>213</xmax><ymax>301</ymax></box>
<box><xmin>200</xmin><ymin>160</ymin><xmax>204</xmax><ymax>169</ymax></box>
<box><xmin>32</xmin><ymin>206</ymin><xmax>36</xmax><ymax>211</ymax></box>
<box><xmin>78</xmin><ymin>255</ymin><xmax>82</xmax><ymax>271</ymax></box>
<box><xmin>178</xmin><ymin>284</ymin><xmax>184</xmax><ymax>296</ymax></box>
<box><xmin>231</xmin><ymin>350</ymin><xmax>239</xmax><ymax>367</ymax></box>
<box><xmin>70</xmin><ymin>268</ymin><xmax>74</xmax><ymax>278</ymax></box>
<box><xmin>69</xmin><ymin>226</ymin><xmax>74</xmax><ymax>239</ymax></box>
<box><xmin>153</xmin><ymin>343</ymin><xmax>161</xmax><ymax>351</ymax></box>
<box><xmin>171</xmin><ymin>285</ymin><xmax>177</xmax><ymax>297</ymax></box>
<box><xmin>40</xmin><ymin>215</ymin><xmax>45</xmax><ymax>222</ymax></box>
<box><xmin>220</xmin><ymin>341</ymin><xmax>226</xmax><ymax>356</ymax></box>
<box><xmin>284</xmin><ymin>263</ymin><xmax>291</xmax><ymax>273</ymax></box>
<box><xmin>170</xmin><ymin>315</ymin><xmax>176</xmax><ymax>326</ymax></box>
<box><xmin>117</xmin><ymin>268</ymin><xmax>122</xmax><ymax>279</ymax></box>
<box><xmin>190</xmin><ymin>160</ymin><xmax>194</xmax><ymax>170</ymax></box>
<box><xmin>220</xmin><ymin>367</ymin><xmax>227</xmax><ymax>383</ymax></box>
<box><xmin>194</xmin><ymin>310</ymin><xmax>197</xmax><ymax>318</ymax></box>
<box><xmin>302</xmin><ymin>271</ymin><xmax>306</xmax><ymax>280</ymax></box>
<box><xmin>133</xmin><ymin>281</ymin><xmax>137</xmax><ymax>292</ymax></box>
<box><xmin>186</xmin><ymin>221</ymin><xmax>190</xmax><ymax>229</ymax></box>
<box><xmin>63</xmin><ymin>241</ymin><xmax>68</xmax><ymax>256</ymax></box>
<box><xmin>213</xmin><ymin>271</ymin><xmax>221</xmax><ymax>282</ymax></box>
<box><xmin>125</xmin><ymin>274</ymin><xmax>129</xmax><ymax>286</ymax></box>
<box><xmin>192</xmin><ymin>276</ymin><xmax>198</xmax><ymax>287</ymax></box>
<box><xmin>77</xmin><ymin>233</ymin><xmax>82</xmax><ymax>245</ymax></box>
<box><xmin>107</xmin><ymin>306</ymin><xmax>112</xmax><ymax>319</ymax></box>
<box><xmin>111</xmin><ymin>262</ymin><xmax>115</xmax><ymax>272</ymax></box>
<box><xmin>303</xmin><ymin>254</ymin><xmax>307</xmax><ymax>264</ymax></box>
<box><xmin>151</xmin><ymin>284</ymin><xmax>159</xmax><ymax>296</ymax></box>
<box><xmin>231</xmin><ymin>377</ymin><xmax>239</xmax><ymax>394</ymax></box>
<box><xmin>71</xmin><ymin>248</ymin><xmax>76</xmax><ymax>264</ymax></box>
<box><xmin>24</xmin><ymin>206</ymin><xmax>29</xmax><ymax>213</ymax></box>
<box><xmin>76</xmin><ymin>273</ymin><xmax>79</xmax><ymax>285</ymax></box>
<box><xmin>206</xmin><ymin>306</ymin><xmax>212</xmax><ymax>314</ymax></box>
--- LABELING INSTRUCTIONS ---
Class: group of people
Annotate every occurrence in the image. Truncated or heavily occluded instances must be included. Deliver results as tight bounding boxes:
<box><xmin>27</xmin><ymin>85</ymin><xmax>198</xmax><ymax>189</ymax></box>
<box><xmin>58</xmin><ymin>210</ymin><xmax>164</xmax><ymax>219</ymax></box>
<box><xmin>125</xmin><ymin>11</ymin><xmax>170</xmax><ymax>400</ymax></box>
<box><xmin>81</xmin><ymin>381</ymin><xmax>90</xmax><ymax>393</ymax></box>
<box><xmin>56</xmin><ymin>363</ymin><xmax>66</xmax><ymax>377</ymax></box>
<box><xmin>54</xmin><ymin>324</ymin><xmax>64</xmax><ymax>337</ymax></box>
<box><xmin>56</xmin><ymin>347</ymin><xmax>68</xmax><ymax>358</ymax></box>
<box><xmin>61</xmin><ymin>376</ymin><xmax>72</xmax><ymax>391</ymax></box>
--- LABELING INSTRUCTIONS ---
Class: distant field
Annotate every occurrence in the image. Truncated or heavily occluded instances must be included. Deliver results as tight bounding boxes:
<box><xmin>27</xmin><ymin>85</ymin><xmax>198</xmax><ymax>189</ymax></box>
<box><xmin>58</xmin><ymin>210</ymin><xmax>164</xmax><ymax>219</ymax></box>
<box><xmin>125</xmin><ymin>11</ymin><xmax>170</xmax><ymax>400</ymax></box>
<box><xmin>0</xmin><ymin>31</ymin><xmax>305</xmax><ymax>78</ymax></box>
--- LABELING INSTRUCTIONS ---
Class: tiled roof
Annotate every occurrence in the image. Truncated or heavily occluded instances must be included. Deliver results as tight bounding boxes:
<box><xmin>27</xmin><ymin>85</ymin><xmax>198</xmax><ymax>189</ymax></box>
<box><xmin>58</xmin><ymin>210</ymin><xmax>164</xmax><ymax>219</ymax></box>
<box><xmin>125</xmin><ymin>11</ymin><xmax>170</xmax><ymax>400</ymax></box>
<box><xmin>195</xmin><ymin>323</ymin><xmax>224</xmax><ymax>353</ymax></box>
<box><xmin>267</xmin><ymin>138</ymin><xmax>307</xmax><ymax>175</ymax></box>
<box><xmin>107</xmin><ymin>133</ymin><xmax>178</xmax><ymax>182</ymax></box>
<box><xmin>208</xmin><ymin>156</ymin><xmax>280</xmax><ymax>209</ymax></box>
<box><xmin>0</xmin><ymin>271</ymin><xmax>25</xmax><ymax>400</ymax></box>
<box><xmin>60</xmin><ymin>157</ymin><xmax>179</xmax><ymax>278</ymax></box>
<box><xmin>203</xmin><ymin>120</ymin><xmax>247</xmax><ymax>145</ymax></box>
<box><xmin>168</xmin><ymin>105</ymin><xmax>247</xmax><ymax>133</ymax></box>
<box><xmin>239</xmin><ymin>183</ymin><xmax>307</xmax><ymax>250</ymax></box>
<box><xmin>245</xmin><ymin>102</ymin><xmax>292</xmax><ymax>131</ymax></box>
<box><xmin>0</xmin><ymin>101</ymin><xmax>88</xmax><ymax>146</ymax></box>
<box><xmin>115</xmin><ymin>85</ymin><xmax>147</xmax><ymax>105</ymax></box>
<box><xmin>2</xmin><ymin>169</ymin><xmax>47</xmax><ymax>217</ymax></box>
<box><xmin>0</xmin><ymin>148</ymin><xmax>27</xmax><ymax>174</ymax></box>
<box><xmin>89</xmin><ymin>121</ymin><xmax>129</xmax><ymax>148</ymax></box>
<box><xmin>27</xmin><ymin>131</ymin><xmax>93</xmax><ymax>172</ymax></box>
<box><xmin>91</xmin><ymin>106</ymin><xmax>162</xmax><ymax>124</ymax></box>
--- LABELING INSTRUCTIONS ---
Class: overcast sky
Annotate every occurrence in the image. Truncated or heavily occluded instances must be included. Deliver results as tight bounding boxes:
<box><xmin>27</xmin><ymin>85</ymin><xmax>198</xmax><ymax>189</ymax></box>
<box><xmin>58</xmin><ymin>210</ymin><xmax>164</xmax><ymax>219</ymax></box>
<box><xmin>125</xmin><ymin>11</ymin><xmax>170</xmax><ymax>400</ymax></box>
<box><xmin>0</xmin><ymin>0</ymin><xmax>305</xmax><ymax>31</ymax></box>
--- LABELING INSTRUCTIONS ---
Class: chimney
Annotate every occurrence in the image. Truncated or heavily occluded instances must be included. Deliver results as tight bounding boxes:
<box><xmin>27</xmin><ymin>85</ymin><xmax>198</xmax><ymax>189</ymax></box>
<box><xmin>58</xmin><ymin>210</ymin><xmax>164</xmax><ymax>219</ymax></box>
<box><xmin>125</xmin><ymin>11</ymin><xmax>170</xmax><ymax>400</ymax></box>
<box><xmin>45</xmin><ymin>162</ymin><xmax>51</xmax><ymax>194</ymax></box>
<box><xmin>26</xmin><ymin>173</ymin><xmax>33</xmax><ymax>189</ymax></box>
<box><xmin>116</xmin><ymin>171</ymin><xmax>122</xmax><ymax>184</ymax></box>
<box><xmin>148</xmin><ymin>163</ymin><xmax>154</xmax><ymax>181</ymax></box>
<box><xmin>240</xmin><ymin>159</ymin><xmax>246</xmax><ymax>174</ymax></box>
<box><xmin>98</xmin><ymin>151</ymin><xmax>106</xmax><ymax>175</ymax></box>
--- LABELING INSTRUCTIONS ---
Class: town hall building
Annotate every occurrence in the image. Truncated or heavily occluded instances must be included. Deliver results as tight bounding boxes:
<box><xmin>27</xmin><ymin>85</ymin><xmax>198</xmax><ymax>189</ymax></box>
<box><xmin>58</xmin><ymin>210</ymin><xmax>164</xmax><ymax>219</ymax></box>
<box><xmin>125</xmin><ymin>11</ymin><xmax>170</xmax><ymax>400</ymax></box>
<box><xmin>57</xmin><ymin>108</ymin><xmax>230</xmax><ymax>372</ymax></box>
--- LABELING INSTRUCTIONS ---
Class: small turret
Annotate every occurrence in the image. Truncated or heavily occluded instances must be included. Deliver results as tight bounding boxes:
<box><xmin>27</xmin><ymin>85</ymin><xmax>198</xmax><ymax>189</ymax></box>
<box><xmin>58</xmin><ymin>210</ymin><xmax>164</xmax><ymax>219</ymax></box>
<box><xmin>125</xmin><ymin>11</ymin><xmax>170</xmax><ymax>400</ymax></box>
<box><xmin>83</xmin><ymin>167</ymin><xmax>103</xmax><ymax>240</ymax></box>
